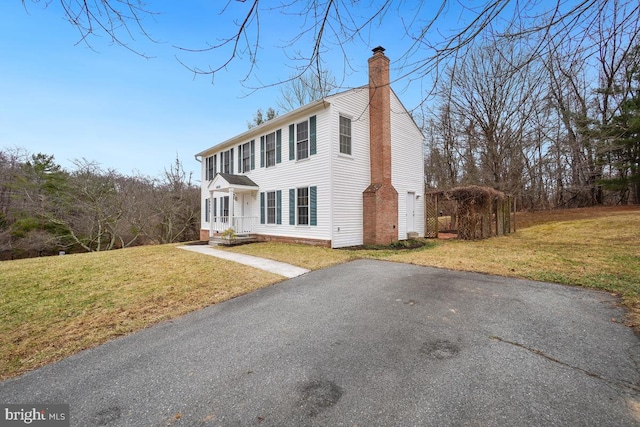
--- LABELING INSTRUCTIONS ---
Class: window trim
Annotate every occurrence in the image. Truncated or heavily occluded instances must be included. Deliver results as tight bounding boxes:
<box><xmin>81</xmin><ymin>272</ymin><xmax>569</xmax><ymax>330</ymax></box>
<box><xmin>289</xmin><ymin>186</ymin><xmax>317</xmax><ymax>226</ymax></box>
<box><xmin>296</xmin><ymin>120</ymin><xmax>309</xmax><ymax>160</ymax></box>
<box><xmin>297</xmin><ymin>187</ymin><xmax>309</xmax><ymax>226</ymax></box>
<box><xmin>242</xmin><ymin>141</ymin><xmax>251</xmax><ymax>173</ymax></box>
<box><xmin>266</xmin><ymin>191</ymin><xmax>276</xmax><ymax>224</ymax></box>
<box><xmin>265</xmin><ymin>132</ymin><xmax>276</xmax><ymax>168</ymax></box>
<box><xmin>205</xmin><ymin>155</ymin><xmax>215</xmax><ymax>180</ymax></box>
<box><xmin>339</xmin><ymin>115</ymin><xmax>352</xmax><ymax>156</ymax></box>
<box><xmin>222</xmin><ymin>150</ymin><xmax>231</xmax><ymax>174</ymax></box>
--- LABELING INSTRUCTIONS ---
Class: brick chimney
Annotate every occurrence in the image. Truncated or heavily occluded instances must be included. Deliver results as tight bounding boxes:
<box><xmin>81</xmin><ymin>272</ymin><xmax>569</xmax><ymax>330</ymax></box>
<box><xmin>363</xmin><ymin>46</ymin><xmax>398</xmax><ymax>245</ymax></box>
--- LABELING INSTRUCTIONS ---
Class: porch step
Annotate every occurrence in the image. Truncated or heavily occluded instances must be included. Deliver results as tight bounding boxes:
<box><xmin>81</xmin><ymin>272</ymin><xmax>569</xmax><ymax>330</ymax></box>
<box><xmin>209</xmin><ymin>234</ymin><xmax>259</xmax><ymax>247</ymax></box>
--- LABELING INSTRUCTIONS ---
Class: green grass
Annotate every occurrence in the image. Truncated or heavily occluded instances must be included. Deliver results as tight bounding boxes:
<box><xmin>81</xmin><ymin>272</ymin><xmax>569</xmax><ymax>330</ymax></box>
<box><xmin>1</xmin><ymin>206</ymin><xmax>639</xmax><ymax>380</ymax></box>
<box><xmin>0</xmin><ymin>244</ymin><xmax>282</xmax><ymax>380</ymax></box>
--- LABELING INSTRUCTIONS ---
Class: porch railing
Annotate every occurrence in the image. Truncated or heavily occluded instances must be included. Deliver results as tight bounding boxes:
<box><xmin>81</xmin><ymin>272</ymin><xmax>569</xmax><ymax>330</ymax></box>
<box><xmin>210</xmin><ymin>216</ymin><xmax>258</xmax><ymax>235</ymax></box>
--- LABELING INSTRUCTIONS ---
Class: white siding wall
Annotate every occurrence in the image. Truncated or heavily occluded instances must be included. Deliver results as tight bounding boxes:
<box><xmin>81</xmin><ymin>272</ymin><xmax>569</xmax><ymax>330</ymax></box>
<box><xmin>390</xmin><ymin>91</ymin><xmax>425</xmax><ymax>238</ymax></box>
<box><xmin>327</xmin><ymin>88</ymin><xmax>371</xmax><ymax>248</ymax></box>
<box><xmin>203</xmin><ymin>104</ymin><xmax>334</xmax><ymax>243</ymax></box>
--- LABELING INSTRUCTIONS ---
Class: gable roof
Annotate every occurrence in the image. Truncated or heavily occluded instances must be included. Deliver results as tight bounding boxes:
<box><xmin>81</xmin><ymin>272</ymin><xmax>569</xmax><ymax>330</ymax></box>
<box><xmin>217</xmin><ymin>173</ymin><xmax>258</xmax><ymax>187</ymax></box>
<box><xmin>207</xmin><ymin>173</ymin><xmax>259</xmax><ymax>193</ymax></box>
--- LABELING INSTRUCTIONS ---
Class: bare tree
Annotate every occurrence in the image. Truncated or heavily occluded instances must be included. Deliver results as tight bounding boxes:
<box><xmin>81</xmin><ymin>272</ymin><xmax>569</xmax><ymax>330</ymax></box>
<box><xmin>443</xmin><ymin>36</ymin><xmax>545</xmax><ymax>198</ymax></box>
<box><xmin>22</xmin><ymin>0</ymin><xmax>158</xmax><ymax>56</ymax></box>
<box><xmin>277</xmin><ymin>70</ymin><xmax>337</xmax><ymax>112</ymax></box>
<box><xmin>247</xmin><ymin>107</ymin><xmax>278</xmax><ymax>129</ymax></box>
<box><xmin>148</xmin><ymin>156</ymin><xmax>200</xmax><ymax>244</ymax></box>
<box><xmin>46</xmin><ymin>160</ymin><xmax>124</xmax><ymax>252</ymax></box>
<box><xmin>25</xmin><ymin>1</ymin><xmax>639</xmax><ymax>95</ymax></box>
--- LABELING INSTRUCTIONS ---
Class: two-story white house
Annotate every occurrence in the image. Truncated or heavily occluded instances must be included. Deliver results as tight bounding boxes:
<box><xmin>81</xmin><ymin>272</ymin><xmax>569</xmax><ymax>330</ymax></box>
<box><xmin>196</xmin><ymin>46</ymin><xmax>425</xmax><ymax>248</ymax></box>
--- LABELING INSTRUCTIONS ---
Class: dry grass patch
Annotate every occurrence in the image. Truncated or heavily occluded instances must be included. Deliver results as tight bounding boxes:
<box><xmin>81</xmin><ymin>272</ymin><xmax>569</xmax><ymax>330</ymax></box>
<box><xmin>0</xmin><ymin>244</ymin><xmax>282</xmax><ymax>380</ymax></box>
<box><xmin>221</xmin><ymin>242</ymin><xmax>358</xmax><ymax>270</ymax></box>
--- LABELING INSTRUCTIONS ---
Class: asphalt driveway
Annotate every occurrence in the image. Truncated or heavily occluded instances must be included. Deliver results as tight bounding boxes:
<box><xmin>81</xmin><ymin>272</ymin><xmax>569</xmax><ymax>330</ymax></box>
<box><xmin>1</xmin><ymin>260</ymin><xmax>639</xmax><ymax>426</ymax></box>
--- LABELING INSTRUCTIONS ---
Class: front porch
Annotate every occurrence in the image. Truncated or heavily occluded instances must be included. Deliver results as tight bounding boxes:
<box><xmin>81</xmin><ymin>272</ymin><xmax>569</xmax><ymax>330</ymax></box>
<box><xmin>209</xmin><ymin>216</ymin><xmax>259</xmax><ymax>246</ymax></box>
<box><xmin>207</xmin><ymin>173</ymin><xmax>260</xmax><ymax>242</ymax></box>
<box><xmin>210</xmin><ymin>216</ymin><xmax>259</xmax><ymax>234</ymax></box>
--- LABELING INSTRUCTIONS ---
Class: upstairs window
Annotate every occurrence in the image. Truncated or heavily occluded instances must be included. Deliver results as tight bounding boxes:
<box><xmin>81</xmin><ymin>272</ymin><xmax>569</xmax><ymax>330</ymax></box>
<box><xmin>242</xmin><ymin>142</ymin><xmax>251</xmax><ymax>173</ymax></box>
<box><xmin>296</xmin><ymin>120</ymin><xmax>309</xmax><ymax>160</ymax></box>
<box><xmin>339</xmin><ymin>116</ymin><xmax>352</xmax><ymax>155</ymax></box>
<box><xmin>205</xmin><ymin>155</ymin><xmax>215</xmax><ymax>180</ymax></box>
<box><xmin>265</xmin><ymin>132</ymin><xmax>276</xmax><ymax>167</ymax></box>
<box><xmin>222</xmin><ymin>150</ymin><xmax>230</xmax><ymax>174</ymax></box>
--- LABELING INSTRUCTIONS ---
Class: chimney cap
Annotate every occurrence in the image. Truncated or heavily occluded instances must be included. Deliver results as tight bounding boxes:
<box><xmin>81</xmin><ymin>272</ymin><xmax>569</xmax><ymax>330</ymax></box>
<box><xmin>372</xmin><ymin>46</ymin><xmax>386</xmax><ymax>55</ymax></box>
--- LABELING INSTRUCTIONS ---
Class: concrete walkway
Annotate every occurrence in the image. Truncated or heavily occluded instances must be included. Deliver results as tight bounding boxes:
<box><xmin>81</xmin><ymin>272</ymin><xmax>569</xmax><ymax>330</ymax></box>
<box><xmin>177</xmin><ymin>245</ymin><xmax>310</xmax><ymax>278</ymax></box>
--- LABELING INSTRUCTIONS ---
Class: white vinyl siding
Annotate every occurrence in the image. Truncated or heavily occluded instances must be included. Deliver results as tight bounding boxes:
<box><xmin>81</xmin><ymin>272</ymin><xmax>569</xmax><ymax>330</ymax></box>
<box><xmin>329</xmin><ymin>89</ymin><xmax>371</xmax><ymax>247</ymax></box>
<box><xmin>198</xmin><ymin>86</ymin><xmax>424</xmax><ymax>246</ymax></box>
<box><xmin>389</xmin><ymin>91</ymin><xmax>425</xmax><ymax>239</ymax></box>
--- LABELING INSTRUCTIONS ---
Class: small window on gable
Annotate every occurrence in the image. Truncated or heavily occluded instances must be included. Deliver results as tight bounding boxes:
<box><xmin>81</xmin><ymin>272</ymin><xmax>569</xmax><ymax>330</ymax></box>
<box><xmin>296</xmin><ymin>120</ymin><xmax>309</xmax><ymax>160</ymax></box>
<box><xmin>339</xmin><ymin>116</ymin><xmax>352</xmax><ymax>155</ymax></box>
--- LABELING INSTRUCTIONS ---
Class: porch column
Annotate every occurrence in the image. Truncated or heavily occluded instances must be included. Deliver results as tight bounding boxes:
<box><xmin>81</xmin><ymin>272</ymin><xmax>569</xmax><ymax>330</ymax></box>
<box><xmin>209</xmin><ymin>190</ymin><xmax>214</xmax><ymax>237</ymax></box>
<box><xmin>229</xmin><ymin>188</ymin><xmax>235</xmax><ymax>231</ymax></box>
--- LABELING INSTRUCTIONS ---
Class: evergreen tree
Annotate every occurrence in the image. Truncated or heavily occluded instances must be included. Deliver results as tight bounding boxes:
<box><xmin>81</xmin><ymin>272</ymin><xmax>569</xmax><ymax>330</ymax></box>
<box><xmin>599</xmin><ymin>47</ymin><xmax>640</xmax><ymax>204</ymax></box>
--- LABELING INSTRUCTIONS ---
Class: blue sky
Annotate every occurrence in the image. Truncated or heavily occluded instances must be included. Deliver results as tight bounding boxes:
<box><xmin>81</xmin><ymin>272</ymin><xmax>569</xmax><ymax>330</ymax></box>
<box><xmin>0</xmin><ymin>1</ymin><xmax>523</xmax><ymax>181</ymax></box>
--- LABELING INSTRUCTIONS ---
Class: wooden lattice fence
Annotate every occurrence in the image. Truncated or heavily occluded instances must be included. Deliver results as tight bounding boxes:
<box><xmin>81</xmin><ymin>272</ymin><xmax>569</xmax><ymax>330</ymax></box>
<box><xmin>425</xmin><ymin>186</ymin><xmax>514</xmax><ymax>240</ymax></box>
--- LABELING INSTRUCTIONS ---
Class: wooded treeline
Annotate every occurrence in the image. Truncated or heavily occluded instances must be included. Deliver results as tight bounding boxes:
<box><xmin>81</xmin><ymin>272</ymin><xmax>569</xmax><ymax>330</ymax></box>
<box><xmin>423</xmin><ymin>3</ymin><xmax>640</xmax><ymax>209</ymax></box>
<box><xmin>0</xmin><ymin>149</ymin><xmax>200</xmax><ymax>260</ymax></box>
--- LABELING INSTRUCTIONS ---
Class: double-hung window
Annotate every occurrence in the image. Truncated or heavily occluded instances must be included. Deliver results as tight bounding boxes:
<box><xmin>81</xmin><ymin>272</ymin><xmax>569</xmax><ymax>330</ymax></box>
<box><xmin>289</xmin><ymin>186</ymin><xmax>317</xmax><ymax>226</ymax></box>
<box><xmin>265</xmin><ymin>132</ymin><xmax>276</xmax><ymax>167</ymax></box>
<box><xmin>242</xmin><ymin>142</ymin><xmax>250</xmax><ymax>172</ymax></box>
<box><xmin>266</xmin><ymin>191</ymin><xmax>276</xmax><ymax>224</ymax></box>
<box><xmin>297</xmin><ymin>187</ymin><xmax>309</xmax><ymax>225</ymax></box>
<box><xmin>205</xmin><ymin>156</ymin><xmax>215</xmax><ymax>180</ymax></box>
<box><xmin>222</xmin><ymin>151</ymin><xmax>230</xmax><ymax>174</ymax></box>
<box><xmin>339</xmin><ymin>116</ymin><xmax>352</xmax><ymax>155</ymax></box>
<box><xmin>260</xmin><ymin>190</ymin><xmax>281</xmax><ymax>224</ymax></box>
<box><xmin>296</xmin><ymin>121</ymin><xmax>309</xmax><ymax>160</ymax></box>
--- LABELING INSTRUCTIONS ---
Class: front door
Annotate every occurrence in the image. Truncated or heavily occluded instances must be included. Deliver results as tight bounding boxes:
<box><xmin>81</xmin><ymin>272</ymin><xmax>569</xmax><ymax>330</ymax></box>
<box><xmin>406</xmin><ymin>192</ymin><xmax>415</xmax><ymax>232</ymax></box>
<box><xmin>240</xmin><ymin>194</ymin><xmax>252</xmax><ymax>233</ymax></box>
